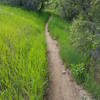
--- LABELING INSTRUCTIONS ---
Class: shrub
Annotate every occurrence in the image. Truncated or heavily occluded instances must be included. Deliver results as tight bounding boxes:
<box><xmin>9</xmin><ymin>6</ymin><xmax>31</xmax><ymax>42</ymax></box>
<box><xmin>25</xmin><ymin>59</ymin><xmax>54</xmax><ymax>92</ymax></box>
<box><xmin>71</xmin><ymin>63</ymin><xmax>87</xmax><ymax>83</ymax></box>
<box><xmin>71</xmin><ymin>17</ymin><xmax>100</xmax><ymax>54</ymax></box>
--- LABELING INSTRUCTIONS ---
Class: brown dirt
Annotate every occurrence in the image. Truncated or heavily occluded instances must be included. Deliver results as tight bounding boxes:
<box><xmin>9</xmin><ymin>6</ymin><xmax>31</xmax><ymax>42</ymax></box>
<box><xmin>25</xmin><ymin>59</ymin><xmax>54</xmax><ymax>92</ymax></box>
<box><xmin>45</xmin><ymin>22</ymin><xmax>93</xmax><ymax>100</ymax></box>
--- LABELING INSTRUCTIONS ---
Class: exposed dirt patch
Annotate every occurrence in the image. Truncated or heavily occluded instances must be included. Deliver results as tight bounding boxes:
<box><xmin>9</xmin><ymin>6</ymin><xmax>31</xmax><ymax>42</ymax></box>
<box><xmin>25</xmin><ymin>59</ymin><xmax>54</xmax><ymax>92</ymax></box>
<box><xmin>45</xmin><ymin>22</ymin><xmax>92</xmax><ymax>100</ymax></box>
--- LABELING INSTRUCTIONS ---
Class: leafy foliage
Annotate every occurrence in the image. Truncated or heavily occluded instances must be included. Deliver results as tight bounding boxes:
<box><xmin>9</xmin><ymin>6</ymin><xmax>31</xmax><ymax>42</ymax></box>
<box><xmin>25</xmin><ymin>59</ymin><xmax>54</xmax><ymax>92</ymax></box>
<box><xmin>48</xmin><ymin>16</ymin><xmax>100</xmax><ymax>100</ymax></box>
<box><xmin>71</xmin><ymin>17</ymin><xmax>100</xmax><ymax>53</ymax></box>
<box><xmin>0</xmin><ymin>0</ymin><xmax>49</xmax><ymax>11</ymax></box>
<box><xmin>49</xmin><ymin>0</ymin><xmax>100</xmax><ymax>99</ymax></box>
<box><xmin>91</xmin><ymin>0</ymin><xmax>100</xmax><ymax>22</ymax></box>
<box><xmin>71</xmin><ymin>63</ymin><xmax>87</xmax><ymax>84</ymax></box>
<box><xmin>56</xmin><ymin>0</ymin><xmax>91</xmax><ymax>20</ymax></box>
<box><xmin>48</xmin><ymin>16</ymin><xmax>87</xmax><ymax>65</ymax></box>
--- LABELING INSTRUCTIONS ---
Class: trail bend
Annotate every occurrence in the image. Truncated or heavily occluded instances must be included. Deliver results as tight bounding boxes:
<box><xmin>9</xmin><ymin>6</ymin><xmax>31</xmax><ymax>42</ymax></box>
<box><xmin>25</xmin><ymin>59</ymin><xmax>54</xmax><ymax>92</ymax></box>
<box><xmin>45</xmin><ymin>22</ymin><xmax>92</xmax><ymax>100</ymax></box>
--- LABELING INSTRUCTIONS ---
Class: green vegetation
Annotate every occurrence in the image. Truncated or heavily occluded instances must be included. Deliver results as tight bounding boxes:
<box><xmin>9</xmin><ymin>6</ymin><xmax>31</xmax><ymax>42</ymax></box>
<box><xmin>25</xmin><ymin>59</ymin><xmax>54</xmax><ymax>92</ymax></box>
<box><xmin>0</xmin><ymin>0</ymin><xmax>100</xmax><ymax>99</ymax></box>
<box><xmin>0</xmin><ymin>5</ymin><xmax>48</xmax><ymax>100</ymax></box>
<box><xmin>48</xmin><ymin>16</ymin><xmax>87</xmax><ymax>65</ymax></box>
<box><xmin>48</xmin><ymin>16</ymin><xmax>100</xmax><ymax>100</ymax></box>
<box><xmin>48</xmin><ymin>16</ymin><xmax>87</xmax><ymax>83</ymax></box>
<box><xmin>0</xmin><ymin>0</ymin><xmax>49</xmax><ymax>11</ymax></box>
<box><xmin>48</xmin><ymin>0</ymin><xmax>100</xmax><ymax>99</ymax></box>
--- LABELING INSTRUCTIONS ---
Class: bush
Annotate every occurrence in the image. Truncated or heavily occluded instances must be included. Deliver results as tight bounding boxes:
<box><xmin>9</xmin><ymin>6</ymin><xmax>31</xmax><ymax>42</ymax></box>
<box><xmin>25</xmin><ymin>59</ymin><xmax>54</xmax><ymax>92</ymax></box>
<box><xmin>71</xmin><ymin>17</ymin><xmax>100</xmax><ymax>54</ymax></box>
<box><xmin>71</xmin><ymin>63</ymin><xmax>87</xmax><ymax>83</ymax></box>
<box><xmin>91</xmin><ymin>0</ymin><xmax>100</xmax><ymax>22</ymax></box>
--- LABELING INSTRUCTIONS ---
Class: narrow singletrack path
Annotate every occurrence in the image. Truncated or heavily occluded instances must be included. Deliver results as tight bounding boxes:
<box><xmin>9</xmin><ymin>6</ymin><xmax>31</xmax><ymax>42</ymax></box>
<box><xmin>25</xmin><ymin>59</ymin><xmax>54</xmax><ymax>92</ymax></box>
<box><xmin>45</xmin><ymin>22</ymin><xmax>92</xmax><ymax>100</ymax></box>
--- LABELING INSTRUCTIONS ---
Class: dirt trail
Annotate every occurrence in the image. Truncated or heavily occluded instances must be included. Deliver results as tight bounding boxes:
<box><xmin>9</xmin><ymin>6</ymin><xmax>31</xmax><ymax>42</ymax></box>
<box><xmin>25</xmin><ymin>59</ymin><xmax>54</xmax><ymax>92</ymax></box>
<box><xmin>45</xmin><ymin>22</ymin><xmax>92</xmax><ymax>100</ymax></box>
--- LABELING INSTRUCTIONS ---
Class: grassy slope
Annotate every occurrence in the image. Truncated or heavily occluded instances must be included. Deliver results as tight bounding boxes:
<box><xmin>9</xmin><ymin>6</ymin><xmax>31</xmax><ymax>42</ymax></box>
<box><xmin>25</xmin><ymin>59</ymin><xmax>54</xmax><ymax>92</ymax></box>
<box><xmin>48</xmin><ymin>16</ymin><xmax>100</xmax><ymax>100</ymax></box>
<box><xmin>0</xmin><ymin>5</ymin><xmax>48</xmax><ymax>100</ymax></box>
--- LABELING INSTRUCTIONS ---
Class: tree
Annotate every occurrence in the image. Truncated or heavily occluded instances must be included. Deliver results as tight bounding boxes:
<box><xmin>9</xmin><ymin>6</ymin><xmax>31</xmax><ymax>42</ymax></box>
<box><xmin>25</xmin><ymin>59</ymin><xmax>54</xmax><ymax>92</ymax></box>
<box><xmin>0</xmin><ymin>0</ymin><xmax>49</xmax><ymax>11</ymax></box>
<box><xmin>57</xmin><ymin>0</ymin><xmax>79</xmax><ymax>20</ymax></box>
<box><xmin>57</xmin><ymin>0</ymin><xmax>92</xmax><ymax>21</ymax></box>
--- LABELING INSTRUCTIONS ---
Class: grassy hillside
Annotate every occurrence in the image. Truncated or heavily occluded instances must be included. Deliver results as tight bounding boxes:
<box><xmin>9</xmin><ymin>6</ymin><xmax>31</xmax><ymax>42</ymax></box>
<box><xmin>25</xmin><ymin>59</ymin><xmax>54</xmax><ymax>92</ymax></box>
<box><xmin>0</xmin><ymin>5</ymin><xmax>48</xmax><ymax>100</ymax></box>
<box><xmin>48</xmin><ymin>16</ymin><xmax>100</xmax><ymax>100</ymax></box>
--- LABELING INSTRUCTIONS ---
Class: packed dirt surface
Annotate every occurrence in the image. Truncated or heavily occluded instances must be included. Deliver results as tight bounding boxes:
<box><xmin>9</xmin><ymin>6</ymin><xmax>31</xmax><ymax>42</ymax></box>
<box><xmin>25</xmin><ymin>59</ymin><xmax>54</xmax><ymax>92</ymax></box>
<box><xmin>45</xmin><ymin>22</ymin><xmax>93</xmax><ymax>100</ymax></box>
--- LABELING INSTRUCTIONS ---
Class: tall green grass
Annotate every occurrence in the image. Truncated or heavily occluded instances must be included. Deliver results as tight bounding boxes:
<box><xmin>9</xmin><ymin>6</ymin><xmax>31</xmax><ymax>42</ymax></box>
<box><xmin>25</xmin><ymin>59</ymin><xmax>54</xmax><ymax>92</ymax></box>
<box><xmin>48</xmin><ymin>16</ymin><xmax>100</xmax><ymax>100</ymax></box>
<box><xmin>0</xmin><ymin>4</ymin><xmax>48</xmax><ymax>100</ymax></box>
<box><xmin>48</xmin><ymin>16</ymin><xmax>86</xmax><ymax>65</ymax></box>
